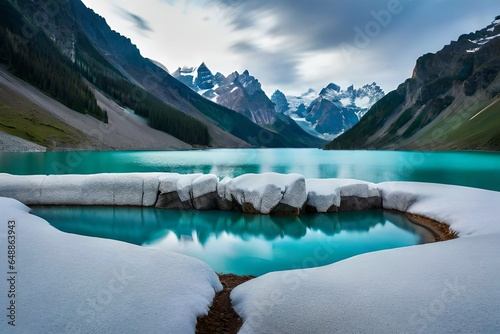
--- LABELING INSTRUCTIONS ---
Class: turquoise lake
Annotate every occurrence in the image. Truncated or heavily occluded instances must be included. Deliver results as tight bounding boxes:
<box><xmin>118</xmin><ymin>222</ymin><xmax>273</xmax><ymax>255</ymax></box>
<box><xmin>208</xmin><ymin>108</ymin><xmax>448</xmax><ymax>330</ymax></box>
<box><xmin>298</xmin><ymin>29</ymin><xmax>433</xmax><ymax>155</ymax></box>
<box><xmin>4</xmin><ymin>148</ymin><xmax>499</xmax><ymax>275</ymax></box>
<box><xmin>31</xmin><ymin>207</ymin><xmax>434</xmax><ymax>276</ymax></box>
<box><xmin>1</xmin><ymin>148</ymin><xmax>500</xmax><ymax>190</ymax></box>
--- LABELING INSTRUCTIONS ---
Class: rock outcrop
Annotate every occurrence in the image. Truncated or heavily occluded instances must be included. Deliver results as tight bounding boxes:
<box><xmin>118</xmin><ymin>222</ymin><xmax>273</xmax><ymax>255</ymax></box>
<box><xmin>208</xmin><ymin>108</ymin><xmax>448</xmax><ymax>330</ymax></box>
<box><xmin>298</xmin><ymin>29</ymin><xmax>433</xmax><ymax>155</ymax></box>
<box><xmin>305</xmin><ymin>178</ymin><xmax>382</xmax><ymax>212</ymax></box>
<box><xmin>220</xmin><ymin>173</ymin><xmax>306</xmax><ymax>215</ymax></box>
<box><xmin>0</xmin><ymin>172</ymin><xmax>385</xmax><ymax>215</ymax></box>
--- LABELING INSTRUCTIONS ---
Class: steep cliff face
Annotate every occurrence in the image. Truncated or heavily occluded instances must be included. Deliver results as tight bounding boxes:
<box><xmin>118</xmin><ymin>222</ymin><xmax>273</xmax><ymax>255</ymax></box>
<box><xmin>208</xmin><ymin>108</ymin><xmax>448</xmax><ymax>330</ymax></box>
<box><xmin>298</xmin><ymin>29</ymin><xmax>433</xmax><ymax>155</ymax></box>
<box><xmin>326</xmin><ymin>17</ymin><xmax>500</xmax><ymax>151</ymax></box>
<box><xmin>207</xmin><ymin>70</ymin><xmax>276</xmax><ymax>124</ymax></box>
<box><xmin>305</xmin><ymin>97</ymin><xmax>359</xmax><ymax>135</ymax></box>
<box><xmin>12</xmin><ymin>0</ymin><xmax>77</xmax><ymax>62</ymax></box>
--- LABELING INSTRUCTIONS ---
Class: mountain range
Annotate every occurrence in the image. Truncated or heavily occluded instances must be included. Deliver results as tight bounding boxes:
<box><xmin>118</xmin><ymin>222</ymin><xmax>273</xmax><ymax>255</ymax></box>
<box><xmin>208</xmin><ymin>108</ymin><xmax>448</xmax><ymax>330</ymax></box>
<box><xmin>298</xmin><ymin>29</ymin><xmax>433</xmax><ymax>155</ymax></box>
<box><xmin>0</xmin><ymin>0</ymin><xmax>325</xmax><ymax>150</ymax></box>
<box><xmin>326</xmin><ymin>16</ymin><xmax>500</xmax><ymax>151</ymax></box>
<box><xmin>280</xmin><ymin>83</ymin><xmax>385</xmax><ymax>138</ymax></box>
<box><xmin>172</xmin><ymin>65</ymin><xmax>277</xmax><ymax>124</ymax></box>
<box><xmin>173</xmin><ymin>63</ymin><xmax>385</xmax><ymax>138</ymax></box>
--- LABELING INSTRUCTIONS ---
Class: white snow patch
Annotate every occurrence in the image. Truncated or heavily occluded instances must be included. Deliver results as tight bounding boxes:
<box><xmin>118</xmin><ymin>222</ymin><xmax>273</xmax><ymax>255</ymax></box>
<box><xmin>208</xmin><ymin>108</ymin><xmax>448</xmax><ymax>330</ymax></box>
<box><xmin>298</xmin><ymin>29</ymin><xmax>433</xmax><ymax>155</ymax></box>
<box><xmin>232</xmin><ymin>182</ymin><xmax>500</xmax><ymax>334</ymax></box>
<box><xmin>340</xmin><ymin>97</ymin><xmax>351</xmax><ymax>106</ymax></box>
<box><xmin>466</xmin><ymin>47</ymin><xmax>481</xmax><ymax>53</ymax></box>
<box><xmin>355</xmin><ymin>96</ymin><xmax>371</xmax><ymax>109</ymax></box>
<box><xmin>0</xmin><ymin>197</ymin><xmax>221</xmax><ymax>333</ymax></box>
<box><xmin>469</xmin><ymin>33</ymin><xmax>500</xmax><ymax>46</ymax></box>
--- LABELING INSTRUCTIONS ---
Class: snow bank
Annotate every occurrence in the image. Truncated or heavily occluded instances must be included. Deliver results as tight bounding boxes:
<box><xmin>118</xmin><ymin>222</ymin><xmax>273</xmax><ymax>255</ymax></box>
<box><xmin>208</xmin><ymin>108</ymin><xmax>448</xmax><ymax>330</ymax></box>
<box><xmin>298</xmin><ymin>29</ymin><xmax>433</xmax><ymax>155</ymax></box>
<box><xmin>378</xmin><ymin>181</ymin><xmax>500</xmax><ymax>236</ymax></box>
<box><xmin>0</xmin><ymin>174</ymin><xmax>45</xmax><ymax>204</ymax></box>
<box><xmin>0</xmin><ymin>173</ymin><xmax>161</xmax><ymax>206</ymax></box>
<box><xmin>0</xmin><ymin>197</ymin><xmax>221</xmax><ymax>333</ymax></box>
<box><xmin>232</xmin><ymin>183</ymin><xmax>500</xmax><ymax>333</ymax></box>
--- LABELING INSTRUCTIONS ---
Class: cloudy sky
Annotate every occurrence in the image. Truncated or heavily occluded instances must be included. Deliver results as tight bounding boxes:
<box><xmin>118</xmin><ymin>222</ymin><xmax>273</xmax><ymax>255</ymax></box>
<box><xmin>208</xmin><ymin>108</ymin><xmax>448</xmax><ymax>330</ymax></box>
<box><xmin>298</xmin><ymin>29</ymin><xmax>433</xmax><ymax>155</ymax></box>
<box><xmin>81</xmin><ymin>0</ymin><xmax>500</xmax><ymax>96</ymax></box>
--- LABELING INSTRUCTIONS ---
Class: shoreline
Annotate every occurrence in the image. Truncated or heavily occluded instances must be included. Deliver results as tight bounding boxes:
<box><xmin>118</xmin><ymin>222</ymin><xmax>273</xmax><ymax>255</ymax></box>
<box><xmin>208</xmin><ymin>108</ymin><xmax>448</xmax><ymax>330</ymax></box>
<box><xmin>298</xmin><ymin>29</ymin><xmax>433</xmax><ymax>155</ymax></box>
<box><xmin>404</xmin><ymin>211</ymin><xmax>458</xmax><ymax>242</ymax></box>
<box><xmin>196</xmin><ymin>211</ymin><xmax>457</xmax><ymax>333</ymax></box>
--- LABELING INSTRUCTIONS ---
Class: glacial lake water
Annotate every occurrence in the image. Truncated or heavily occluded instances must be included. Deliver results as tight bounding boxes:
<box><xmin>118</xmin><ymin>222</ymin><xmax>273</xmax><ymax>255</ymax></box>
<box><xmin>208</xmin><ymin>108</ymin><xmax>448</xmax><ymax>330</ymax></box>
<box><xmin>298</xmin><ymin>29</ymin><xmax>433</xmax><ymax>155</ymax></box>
<box><xmin>1</xmin><ymin>148</ymin><xmax>500</xmax><ymax>191</ymax></box>
<box><xmin>4</xmin><ymin>148</ymin><xmax>499</xmax><ymax>274</ymax></box>
<box><xmin>31</xmin><ymin>206</ymin><xmax>434</xmax><ymax>276</ymax></box>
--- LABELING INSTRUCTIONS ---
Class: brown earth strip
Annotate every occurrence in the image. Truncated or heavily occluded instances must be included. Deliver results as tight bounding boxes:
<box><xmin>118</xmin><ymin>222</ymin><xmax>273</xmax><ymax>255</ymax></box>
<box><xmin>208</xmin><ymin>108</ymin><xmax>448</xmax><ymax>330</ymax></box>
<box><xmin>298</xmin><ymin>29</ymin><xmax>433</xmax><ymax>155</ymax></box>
<box><xmin>405</xmin><ymin>212</ymin><xmax>458</xmax><ymax>241</ymax></box>
<box><xmin>196</xmin><ymin>274</ymin><xmax>255</xmax><ymax>334</ymax></box>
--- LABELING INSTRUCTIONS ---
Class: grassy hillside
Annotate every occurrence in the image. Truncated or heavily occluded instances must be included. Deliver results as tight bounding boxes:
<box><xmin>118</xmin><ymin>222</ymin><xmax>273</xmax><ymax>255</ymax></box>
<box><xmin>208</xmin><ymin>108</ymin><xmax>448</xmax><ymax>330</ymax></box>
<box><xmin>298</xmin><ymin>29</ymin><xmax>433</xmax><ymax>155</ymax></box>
<box><xmin>0</xmin><ymin>80</ymin><xmax>101</xmax><ymax>150</ymax></box>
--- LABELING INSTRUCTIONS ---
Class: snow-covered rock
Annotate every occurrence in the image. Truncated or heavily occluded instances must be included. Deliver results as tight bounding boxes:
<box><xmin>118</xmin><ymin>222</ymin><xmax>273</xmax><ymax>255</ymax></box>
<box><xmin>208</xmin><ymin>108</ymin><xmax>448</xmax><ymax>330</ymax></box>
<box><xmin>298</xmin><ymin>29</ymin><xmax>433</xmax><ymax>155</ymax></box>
<box><xmin>156</xmin><ymin>173</ymin><xmax>219</xmax><ymax>210</ymax></box>
<box><xmin>305</xmin><ymin>178</ymin><xmax>381</xmax><ymax>212</ymax></box>
<box><xmin>0</xmin><ymin>197</ymin><xmax>222</xmax><ymax>333</ymax></box>
<box><xmin>0</xmin><ymin>173</ymin><xmax>162</xmax><ymax>207</ymax></box>
<box><xmin>336</xmin><ymin>178</ymin><xmax>382</xmax><ymax>211</ymax></box>
<box><xmin>192</xmin><ymin>174</ymin><xmax>217</xmax><ymax>198</ymax></box>
<box><xmin>232</xmin><ymin>183</ymin><xmax>500</xmax><ymax>334</ymax></box>
<box><xmin>192</xmin><ymin>174</ymin><xmax>218</xmax><ymax>210</ymax></box>
<box><xmin>216</xmin><ymin>176</ymin><xmax>235</xmax><ymax>210</ymax></box>
<box><xmin>223</xmin><ymin>173</ymin><xmax>306</xmax><ymax>214</ymax></box>
<box><xmin>305</xmin><ymin>178</ymin><xmax>341</xmax><ymax>212</ymax></box>
<box><xmin>156</xmin><ymin>173</ymin><xmax>194</xmax><ymax>209</ymax></box>
<box><xmin>0</xmin><ymin>174</ymin><xmax>45</xmax><ymax>204</ymax></box>
<box><xmin>158</xmin><ymin>173</ymin><xmax>181</xmax><ymax>194</ymax></box>
<box><xmin>41</xmin><ymin>174</ymin><xmax>147</xmax><ymax>206</ymax></box>
<box><xmin>177</xmin><ymin>174</ymin><xmax>201</xmax><ymax>202</ymax></box>
<box><xmin>140</xmin><ymin>173</ymin><xmax>161</xmax><ymax>206</ymax></box>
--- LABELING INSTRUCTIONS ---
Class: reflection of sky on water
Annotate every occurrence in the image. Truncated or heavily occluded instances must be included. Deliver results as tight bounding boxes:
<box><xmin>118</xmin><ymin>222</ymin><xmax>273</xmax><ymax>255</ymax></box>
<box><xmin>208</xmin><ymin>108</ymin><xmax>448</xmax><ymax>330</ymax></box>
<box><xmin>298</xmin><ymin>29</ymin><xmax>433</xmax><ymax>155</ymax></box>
<box><xmin>33</xmin><ymin>206</ymin><xmax>432</xmax><ymax>276</ymax></box>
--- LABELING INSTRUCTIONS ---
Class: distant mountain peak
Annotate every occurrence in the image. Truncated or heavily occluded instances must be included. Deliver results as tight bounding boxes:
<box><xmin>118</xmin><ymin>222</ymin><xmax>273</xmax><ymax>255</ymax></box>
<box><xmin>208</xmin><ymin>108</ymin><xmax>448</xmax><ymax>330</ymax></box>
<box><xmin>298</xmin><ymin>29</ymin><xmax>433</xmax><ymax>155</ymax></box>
<box><xmin>195</xmin><ymin>62</ymin><xmax>215</xmax><ymax>90</ymax></box>
<box><xmin>286</xmin><ymin>82</ymin><xmax>385</xmax><ymax>137</ymax></box>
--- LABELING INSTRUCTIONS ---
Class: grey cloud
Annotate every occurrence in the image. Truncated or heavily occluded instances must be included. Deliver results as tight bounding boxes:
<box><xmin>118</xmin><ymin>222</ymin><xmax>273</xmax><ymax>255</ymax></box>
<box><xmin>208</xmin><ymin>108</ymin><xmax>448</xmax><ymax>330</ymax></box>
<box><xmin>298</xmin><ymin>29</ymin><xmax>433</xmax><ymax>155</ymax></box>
<box><xmin>116</xmin><ymin>7</ymin><xmax>153</xmax><ymax>32</ymax></box>
<box><xmin>248</xmin><ymin>52</ymin><xmax>301</xmax><ymax>88</ymax></box>
<box><xmin>210</xmin><ymin>0</ymin><xmax>500</xmax><ymax>93</ymax></box>
<box><xmin>211</xmin><ymin>0</ymin><xmax>500</xmax><ymax>53</ymax></box>
<box><xmin>230</xmin><ymin>41</ymin><xmax>257</xmax><ymax>53</ymax></box>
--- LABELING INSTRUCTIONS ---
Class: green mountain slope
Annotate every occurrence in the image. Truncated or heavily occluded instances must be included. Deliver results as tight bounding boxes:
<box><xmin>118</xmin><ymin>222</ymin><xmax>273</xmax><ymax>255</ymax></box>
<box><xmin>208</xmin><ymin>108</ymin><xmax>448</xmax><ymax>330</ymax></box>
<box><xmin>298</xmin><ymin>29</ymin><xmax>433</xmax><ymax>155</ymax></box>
<box><xmin>326</xmin><ymin>17</ymin><xmax>500</xmax><ymax>151</ymax></box>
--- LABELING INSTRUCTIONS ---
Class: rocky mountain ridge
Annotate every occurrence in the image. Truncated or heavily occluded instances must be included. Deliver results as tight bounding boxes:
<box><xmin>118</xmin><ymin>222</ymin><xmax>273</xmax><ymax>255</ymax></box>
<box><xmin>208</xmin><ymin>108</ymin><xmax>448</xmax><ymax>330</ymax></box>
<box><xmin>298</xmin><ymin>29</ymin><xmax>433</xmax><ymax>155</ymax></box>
<box><xmin>173</xmin><ymin>62</ymin><xmax>384</xmax><ymax>137</ymax></box>
<box><xmin>326</xmin><ymin>16</ymin><xmax>500</xmax><ymax>151</ymax></box>
<box><xmin>173</xmin><ymin>65</ymin><xmax>276</xmax><ymax>124</ymax></box>
<box><xmin>279</xmin><ymin>83</ymin><xmax>384</xmax><ymax>138</ymax></box>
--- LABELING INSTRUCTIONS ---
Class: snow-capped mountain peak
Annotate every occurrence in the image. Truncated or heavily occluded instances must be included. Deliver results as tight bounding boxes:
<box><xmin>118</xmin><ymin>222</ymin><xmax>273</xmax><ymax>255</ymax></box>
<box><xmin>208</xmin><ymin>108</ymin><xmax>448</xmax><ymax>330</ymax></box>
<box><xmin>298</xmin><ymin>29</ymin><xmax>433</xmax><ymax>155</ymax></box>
<box><xmin>284</xmin><ymin>82</ymin><xmax>385</xmax><ymax>138</ymax></box>
<box><xmin>465</xmin><ymin>16</ymin><xmax>500</xmax><ymax>53</ymax></box>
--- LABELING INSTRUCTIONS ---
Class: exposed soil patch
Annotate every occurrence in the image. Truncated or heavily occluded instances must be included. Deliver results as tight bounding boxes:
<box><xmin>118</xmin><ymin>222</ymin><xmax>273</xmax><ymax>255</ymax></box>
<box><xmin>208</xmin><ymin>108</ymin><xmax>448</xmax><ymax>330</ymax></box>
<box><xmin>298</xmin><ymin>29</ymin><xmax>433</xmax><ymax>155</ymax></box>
<box><xmin>196</xmin><ymin>274</ymin><xmax>254</xmax><ymax>334</ymax></box>
<box><xmin>405</xmin><ymin>212</ymin><xmax>458</xmax><ymax>241</ymax></box>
